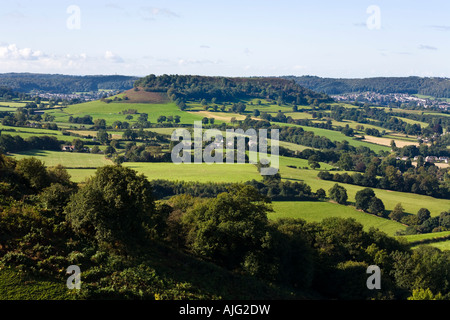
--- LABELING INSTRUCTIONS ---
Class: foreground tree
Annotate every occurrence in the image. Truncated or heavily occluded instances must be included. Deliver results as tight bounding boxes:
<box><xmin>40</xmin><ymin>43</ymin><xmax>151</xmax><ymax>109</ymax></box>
<box><xmin>65</xmin><ymin>165</ymin><xmax>159</xmax><ymax>249</ymax></box>
<box><xmin>182</xmin><ymin>185</ymin><xmax>272</xmax><ymax>270</ymax></box>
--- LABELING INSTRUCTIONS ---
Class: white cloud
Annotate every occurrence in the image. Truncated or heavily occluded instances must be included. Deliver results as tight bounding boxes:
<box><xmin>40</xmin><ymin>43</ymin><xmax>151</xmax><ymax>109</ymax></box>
<box><xmin>0</xmin><ymin>43</ymin><xmax>130</xmax><ymax>74</ymax></box>
<box><xmin>104</xmin><ymin>50</ymin><xmax>124</xmax><ymax>63</ymax></box>
<box><xmin>0</xmin><ymin>44</ymin><xmax>44</xmax><ymax>60</ymax></box>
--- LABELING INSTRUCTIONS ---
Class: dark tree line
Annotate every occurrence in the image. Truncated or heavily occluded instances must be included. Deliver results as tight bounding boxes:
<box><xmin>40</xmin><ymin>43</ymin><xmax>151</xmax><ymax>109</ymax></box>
<box><xmin>318</xmin><ymin>159</ymin><xmax>449</xmax><ymax>199</ymax></box>
<box><xmin>0</xmin><ymin>73</ymin><xmax>137</xmax><ymax>94</ymax></box>
<box><xmin>0</xmin><ymin>134</ymin><xmax>62</xmax><ymax>154</ymax></box>
<box><xmin>287</xmin><ymin>75</ymin><xmax>450</xmax><ymax>98</ymax></box>
<box><xmin>134</xmin><ymin>74</ymin><xmax>332</xmax><ymax>106</ymax></box>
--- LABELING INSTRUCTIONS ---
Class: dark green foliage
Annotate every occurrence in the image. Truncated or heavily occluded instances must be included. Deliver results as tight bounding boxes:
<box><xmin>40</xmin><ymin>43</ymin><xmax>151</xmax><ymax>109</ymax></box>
<box><xmin>135</xmin><ymin>74</ymin><xmax>331</xmax><ymax>106</ymax></box>
<box><xmin>65</xmin><ymin>165</ymin><xmax>158</xmax><ymax>248</ymax></box>
<box><xmin>288</xmin><ymin>75</ymin><xmax>450</xmax><ymax>99</ymax></box>
<box><xmin>0</xmin><ymin>73</ymin><xmax>137</xmax><ymax>94</ymax></box>
<box><xmin>355</xmin><ymin>188</ymin><xmax>376</xmax><ymax>211</ymax></box>
<box><xmin>181</xmin><ymin>185</ymin><xmax>271</xmax><ymax>270</ymax></box>
<box><xmin>368</xmin><ymin>197</ymin><xmax>386</xmax><ymax>217</ymax></box>
<box><xmin>0</xmin><ymin>134</ymin><xmax>62</xmax><ymax>153</ymax></box>
<box><xmin>1</xmin><ymin>159</ymin><xmax>449</xmax><ymax>300</ymax></box>
<box><xmin>328</xmin><ymin>183</ymin><xmax>348</xmax><ymax>204</ymax></box>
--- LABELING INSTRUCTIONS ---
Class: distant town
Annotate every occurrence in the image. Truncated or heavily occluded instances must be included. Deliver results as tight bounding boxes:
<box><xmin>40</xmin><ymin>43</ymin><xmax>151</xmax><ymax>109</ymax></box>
<box><xmin>332</xmin><ymin>91</ymin><xmax>450</xmax><ymax>110</ymax></box>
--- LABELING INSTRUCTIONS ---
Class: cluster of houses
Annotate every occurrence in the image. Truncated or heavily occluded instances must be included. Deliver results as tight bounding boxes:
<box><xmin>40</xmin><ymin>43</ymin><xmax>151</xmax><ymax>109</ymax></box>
<box><xmin>395</xmin><ymin>155</ymin><xmax>449</xmax><ymax>164</ymax></box>
<box><xmin>332</xmin><ymin>91</ymin><xmax>450</xmax><ymax>110</ymax></box>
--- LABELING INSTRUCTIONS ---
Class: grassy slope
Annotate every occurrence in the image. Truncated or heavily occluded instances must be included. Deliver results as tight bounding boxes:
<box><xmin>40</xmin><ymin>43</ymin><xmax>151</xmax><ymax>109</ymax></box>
<box><xmin>122</xmin><ymin>162</ymin><xmax>263</xmax><ymax>183</ymax></box>
<box><xmin>10</xmin><ymin>150</ymin><xmax>113</xmax><ymax>168</ymax></box>
<box><xmin>401</xmin><ymin>231</ymin><xmax>450</xmax><ymax>251</ymax></box>
<box><xmin>269</xmin><ymin>201</ymin><xmax>406</xmax><ymax>236</ymax></box>
<box><xmin>280</xmin><ymin>166</ymin><xmax>450</xmax><ymax>216</ymax></box>
<box><xmin>49</xmin><ymin>101</ymin><xmax>206</xmax><ymax>126</ymax></box>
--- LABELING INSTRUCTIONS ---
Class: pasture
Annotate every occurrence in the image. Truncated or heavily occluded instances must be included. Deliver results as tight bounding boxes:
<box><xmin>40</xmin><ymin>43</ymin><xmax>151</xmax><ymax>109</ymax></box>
<box><xmin>281</xmin><ymin>167</ymin><xmax>450</xmax><ymax>216</ymax></box>
<box><xmin>45</xmin><ymin>100</ymin><xmax>206</xmax><ymax>126</ymax></box>
<box><xmin>122</xmin><ymin>162</ymin><xmax>263</xmax><ymax>183</ymax></box>
<box><xmin>10</xmin><ymin>150</ymin><xmax>113</xmax><ymax>168</ymax></box>
<box><xmin>269</xmin><ymin>201</ymin><xmax>407</xmax><ymax>236</ymax></box>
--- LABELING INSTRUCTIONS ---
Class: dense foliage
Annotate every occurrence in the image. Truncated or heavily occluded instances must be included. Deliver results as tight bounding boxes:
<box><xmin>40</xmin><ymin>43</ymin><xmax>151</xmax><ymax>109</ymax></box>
<box><xmin>0</xmin><ymin>73</ymin><xmax>137</xmax><ymax>94</ymax></box>
<box><xmin>1</xmin><ymin>155</ymin><xmax>449</xmax><ymax>300</ymax></box>
<box><xmin>135</xmin><ymin>74</ymin><xmax>332</xmax><ymax>105</ymax></box>
<box><xmin>287</xmin><ymin>75</ymin><xmax>450</xmax><ymax>98</ymax></box>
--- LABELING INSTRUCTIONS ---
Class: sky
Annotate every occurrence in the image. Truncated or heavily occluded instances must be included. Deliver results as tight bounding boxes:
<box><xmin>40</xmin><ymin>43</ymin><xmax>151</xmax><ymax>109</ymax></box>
<box><xmin>1</xmin><ymin>0</ymin><xmax>450</xmax><ymax>78</ymax></box>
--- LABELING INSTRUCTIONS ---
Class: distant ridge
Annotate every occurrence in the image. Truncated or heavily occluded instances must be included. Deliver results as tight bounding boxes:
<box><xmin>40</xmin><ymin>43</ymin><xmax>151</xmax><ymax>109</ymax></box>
<box><xmin>283</xmin><ymin>75</ymin><xmax>450</xmax><ymax>98</ymax></box>
<box><xmin>0</xmin><ymin>73</ymin><xmax>139</xmax><ymax>94</ymax></box>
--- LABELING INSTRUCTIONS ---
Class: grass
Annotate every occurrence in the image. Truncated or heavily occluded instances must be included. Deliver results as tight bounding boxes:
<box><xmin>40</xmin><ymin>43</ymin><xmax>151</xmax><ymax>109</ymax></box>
<box><xmin>281</xmin><ymin>167</ymin><xmax>450</xmax><ymax>216</ymax></box>
<box><xmin>0</xmin><ymin>102</ymin><xmax>27</xmax><ymax>108</ymax></box>
<box><xmin>400</xmin><ymin>231</ymin><xmax>450</xmax><ymax>251</ymax></box>
<box><xmin>401</xmin><ymin>231</ymin><xmax>450</xmax><ymax>243</ymax></box>
<box><xmin>0</xmin><ymin>124</ymin><xmax>93</xmax><ymax>143</ymax></box>
<box><xmin>10</xmin><ymin>150</ymin><xmax>113</xmax><ymax>168</ymax></box>
<box><xmin>48</xmin><ymin>101</ymin><xmax>206</xmax><ymax>126</ymax></box>
<box><xmin>122</xmin><ymin>162</ymin><xmax>263</xmax><ymax>183</ymax></box>
<box><xmin>269</xmin><ymin>201</ymin><xmax>406</xmax><ymax>236</ymax></box>
<box><xmin>273</xmin><ymin>122</ymin><xmax>391</xmax><ymax>153</ymax></box>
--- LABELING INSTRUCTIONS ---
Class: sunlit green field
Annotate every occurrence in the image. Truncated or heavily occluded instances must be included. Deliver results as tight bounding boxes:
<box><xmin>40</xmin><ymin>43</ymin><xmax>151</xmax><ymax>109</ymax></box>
<box><xmin>46</xmin><ymin>101</ymin><xmax>206</xmax><ymax>126</ymax></box>
<box><xmin>10</xmin><ymin>150</ymin><xmax>113</xmax><ymax>168</ymax></box>
<box><xmin>0</xmin><ymin>124</ymin><xmax>93</xmax><ymax>142</ymax></box>
<box><xmin>281</xmin><ymin>167</ymin><xmax>450</xmax><ymax>216</ymax></box>
<box><xmin>401</xmin><ymin>231</ymin><xmax>450</xmax><ymax>251</ymax></box>
<box><xmin>274</xmin><ymin>122</ymin><xmax>391</xmax><ymax>153</ymax></box>
<box><xmin>122</xmin><ymin>162</ymin><xmax>263</xmax><ymax>183</ymax></box>
<box><xmin>269</xmin><ymin>201</ymin><xmax>407</xmax><ymax>236</ymax></box>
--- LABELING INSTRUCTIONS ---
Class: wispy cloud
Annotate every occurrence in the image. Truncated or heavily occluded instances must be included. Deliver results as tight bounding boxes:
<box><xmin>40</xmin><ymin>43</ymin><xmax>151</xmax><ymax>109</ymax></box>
<box><xmin>428</xmin><ymin>25</ymin><xmax>450</xmax><ymax>31</ymax></box>
<box><xmin>177</xmin><ymin>58</ymin><xmax>218</xmax><ymax>66</ymax></box>
<box><xmin>418</xmin><ymin>44</ymin><xmax>438</xmax><ymax>51</ymax></box>
<box><xmin>353</xmin><ymin>22</ymin><xmax>367</xmax><ymax>28</ymax></box>
<box><xmin>140</xmin><ymin>7</ymin><xmax>179</xmax><ymax>21</ymax></box>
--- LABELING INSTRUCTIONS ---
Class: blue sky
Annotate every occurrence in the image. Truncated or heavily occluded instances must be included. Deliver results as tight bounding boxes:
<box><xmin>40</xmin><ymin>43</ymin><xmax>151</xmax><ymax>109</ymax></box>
<box><xmin>1</xmin><ymin>0</ymin><xmax>449</xmax><ymax>78</ymax></box>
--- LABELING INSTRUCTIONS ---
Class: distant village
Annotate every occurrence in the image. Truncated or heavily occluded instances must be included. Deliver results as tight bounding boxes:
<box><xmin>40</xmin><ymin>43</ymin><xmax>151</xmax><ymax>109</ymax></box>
<box><xmin>33</xmin><ymin>90</ymin><xmax>120</xmax><ymax>102</ymax></box>
<box><xmin>332</xmin><ymin>91</ymin><xmax>450</xmax><ymax>110</ymax></box>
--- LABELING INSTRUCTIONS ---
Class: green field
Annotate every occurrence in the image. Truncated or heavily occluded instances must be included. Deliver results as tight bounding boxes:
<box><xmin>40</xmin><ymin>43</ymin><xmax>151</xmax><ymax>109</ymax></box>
<box><xmin>10</xmin><ymin>150</ymin><xmax>113</xmax><ymax>168</ymax></box>
<box><xmin>269</xmin><ymin>201</ymin><xmax>406</xmax><ymax>236</ymax></box>
<box><xmin>401</xmin><ymin>231</ymin><xmax>450</xmax><ymax>251</ymax></box>
<box><xmin>274</xmin><ymin>122</ymin><xmax>391</xmax><ymax>153</ymax></box>
<box><xmin>281</xmin><ymin>167</ymin><xmax>450</xmax><ymax>216</ymax></box>
<box><xmin>0</xmin><ymin>124</ymin><xmax>94</xmax><ymax>143</ymax></box>
<box><xmin>0</xmin><ymin>101</ymin><xmax>27</xmax><ymax>108</ymax></box>
<box><xmin>48</xmin><ymin>101</ymin><xmax>206</xmax><ymax>126</ymax></box>
<box><xmin>122</xmin><ymin>162</ymin><xmax>263</xmax><ymax>183</ymax></box>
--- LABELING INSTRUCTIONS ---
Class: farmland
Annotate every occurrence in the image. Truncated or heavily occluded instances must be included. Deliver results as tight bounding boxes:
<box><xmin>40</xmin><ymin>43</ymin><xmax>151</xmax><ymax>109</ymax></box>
<box><xmin>1</xmin><ymin>73</ymin><xmax>450</xmax><ymax>304</ymax></box>
<box><xmin>269</xmin><ymin>201</ymin><xmax>407</xmax><ymax>236</ymax></box>
<box><xmin>10</xmin><ymin>149</ymin><xmax>113</xmax><ymax>168</ymax></box>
